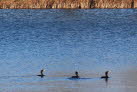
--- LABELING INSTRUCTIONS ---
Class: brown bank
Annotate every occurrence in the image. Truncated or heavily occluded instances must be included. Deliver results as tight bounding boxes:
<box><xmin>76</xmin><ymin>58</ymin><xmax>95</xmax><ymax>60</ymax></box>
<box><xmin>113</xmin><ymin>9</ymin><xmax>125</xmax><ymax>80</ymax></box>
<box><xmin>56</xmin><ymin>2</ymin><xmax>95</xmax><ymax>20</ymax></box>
<box><xmin>0</xmin><ymin>0</ymin><xmax>137</xmax><ymax>9</ymax></box>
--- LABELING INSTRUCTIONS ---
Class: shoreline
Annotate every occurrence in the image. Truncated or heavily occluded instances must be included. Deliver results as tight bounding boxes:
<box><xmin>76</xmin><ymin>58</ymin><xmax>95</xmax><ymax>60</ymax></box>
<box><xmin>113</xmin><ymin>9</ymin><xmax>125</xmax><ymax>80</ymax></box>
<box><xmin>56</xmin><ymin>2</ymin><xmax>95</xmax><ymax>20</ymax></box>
<box><xmin>0</xmin><ymin>0</ymin><xmax>136</xmax><ymax>9</ymax></box>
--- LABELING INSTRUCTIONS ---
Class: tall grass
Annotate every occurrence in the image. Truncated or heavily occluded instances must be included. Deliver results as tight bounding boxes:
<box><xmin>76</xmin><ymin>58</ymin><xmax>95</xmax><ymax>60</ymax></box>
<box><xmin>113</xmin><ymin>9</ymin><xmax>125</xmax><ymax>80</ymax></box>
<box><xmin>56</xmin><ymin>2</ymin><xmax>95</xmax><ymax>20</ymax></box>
<box><xmin>95</xmin><ymin>0</ymin><xmax>133</xmax><ymax>8</ymax></box>
<box><xmin>0</xmin><ymin>0</ymin><xmax>135</xmax><ymax>9</ymax></box>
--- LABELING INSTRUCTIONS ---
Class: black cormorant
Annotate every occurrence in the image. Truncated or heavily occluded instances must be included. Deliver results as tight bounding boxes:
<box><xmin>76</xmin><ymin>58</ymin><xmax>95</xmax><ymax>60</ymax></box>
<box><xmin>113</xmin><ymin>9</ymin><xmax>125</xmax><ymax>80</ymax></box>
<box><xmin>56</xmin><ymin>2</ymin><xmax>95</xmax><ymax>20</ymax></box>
<box><xmin>101</xmin><ymin>71</ymin><xmax>109</xmax><ymax>78</ymax></box>
<box><xmin>71</xmin><ymin>71</ymin><xmax>79</xmax><ymax>78</ymax></box>
<box><xmin>37</xmin><ymin>69</ymin><xmax>45</xmax><ymax>78</ymax></box>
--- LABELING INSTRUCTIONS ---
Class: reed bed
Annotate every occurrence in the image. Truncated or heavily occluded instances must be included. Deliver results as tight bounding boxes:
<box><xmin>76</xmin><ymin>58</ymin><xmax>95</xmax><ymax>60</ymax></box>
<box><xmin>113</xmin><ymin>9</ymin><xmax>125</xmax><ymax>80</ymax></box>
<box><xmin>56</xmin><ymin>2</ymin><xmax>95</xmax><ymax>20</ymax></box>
<box><xmin>94</xmin><ymin>0</ymin><xmax>134</xmax><ymax>8</ymax></box>
<box><xmin>0</xmin><ymin>0</ymin><xmax>135</xmax><ymax>9</ymax></box>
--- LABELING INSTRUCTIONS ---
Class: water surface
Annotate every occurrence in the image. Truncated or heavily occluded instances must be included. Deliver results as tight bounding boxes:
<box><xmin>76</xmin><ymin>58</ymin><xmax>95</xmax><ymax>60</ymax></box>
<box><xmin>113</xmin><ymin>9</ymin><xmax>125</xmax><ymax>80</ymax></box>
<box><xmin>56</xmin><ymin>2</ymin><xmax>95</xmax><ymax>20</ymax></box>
<box><xmin>0</xmin><ymin>9</ymin><xmax>137</xmax><ymax>92</ymax></box>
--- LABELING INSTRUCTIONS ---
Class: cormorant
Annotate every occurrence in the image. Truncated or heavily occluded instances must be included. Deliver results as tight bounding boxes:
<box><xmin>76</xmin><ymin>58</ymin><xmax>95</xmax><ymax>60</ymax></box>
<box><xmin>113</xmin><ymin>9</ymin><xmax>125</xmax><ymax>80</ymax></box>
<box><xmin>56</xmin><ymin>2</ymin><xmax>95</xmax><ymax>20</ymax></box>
<box><xmin>37</xmin><ymin>69</ymin><xmax>45</xmax><ymax>78</ymax></box>
<box><xmin>101</xmin><ymin>71</ymin><xmax>109</xmax><ymax>78</ymax></box>
<box><xmin>71</xmin><ymin>71</ymin><xmax>79</xmax><ymax>78</ymax></box>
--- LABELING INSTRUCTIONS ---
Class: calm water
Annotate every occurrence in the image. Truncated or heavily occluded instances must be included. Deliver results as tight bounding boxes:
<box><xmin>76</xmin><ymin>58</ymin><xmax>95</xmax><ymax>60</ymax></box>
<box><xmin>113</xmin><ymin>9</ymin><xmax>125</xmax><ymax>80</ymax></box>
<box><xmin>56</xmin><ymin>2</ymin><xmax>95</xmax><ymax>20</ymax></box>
<box><xmin>0</xmin><ymin>9</ymin><xmax>137</xmax><ymax>92</ymax></box>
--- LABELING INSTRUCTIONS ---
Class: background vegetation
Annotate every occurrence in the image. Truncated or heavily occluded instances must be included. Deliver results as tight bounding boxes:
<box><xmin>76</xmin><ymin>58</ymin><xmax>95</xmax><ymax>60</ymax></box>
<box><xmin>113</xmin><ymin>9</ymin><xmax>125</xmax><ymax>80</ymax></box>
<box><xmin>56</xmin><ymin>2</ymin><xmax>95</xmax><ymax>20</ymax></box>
<box><xmin>0</xmin><ymin>0</ymin><xmax>136</xmax><ymax>9</ymax></box>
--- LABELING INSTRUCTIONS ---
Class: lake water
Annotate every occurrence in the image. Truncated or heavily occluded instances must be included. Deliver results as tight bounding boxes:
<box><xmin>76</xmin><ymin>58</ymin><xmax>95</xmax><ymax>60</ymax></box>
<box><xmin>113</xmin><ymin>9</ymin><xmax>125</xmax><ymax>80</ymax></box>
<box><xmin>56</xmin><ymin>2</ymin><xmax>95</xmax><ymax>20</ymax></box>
<box><xmin>0</xmin><ymin>9</ymin><xmax>137</xmax><ymax>92</ymax></box>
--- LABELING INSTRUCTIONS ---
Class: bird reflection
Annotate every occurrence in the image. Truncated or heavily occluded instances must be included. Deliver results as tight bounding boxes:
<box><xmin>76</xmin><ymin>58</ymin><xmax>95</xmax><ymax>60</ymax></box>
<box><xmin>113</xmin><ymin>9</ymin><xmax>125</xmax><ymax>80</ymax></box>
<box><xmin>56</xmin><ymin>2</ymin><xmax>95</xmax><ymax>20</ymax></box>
<box><xmin>101</xmin><ymin>71</ymin><xmax>110</xmax><ymax>85</ymax></box>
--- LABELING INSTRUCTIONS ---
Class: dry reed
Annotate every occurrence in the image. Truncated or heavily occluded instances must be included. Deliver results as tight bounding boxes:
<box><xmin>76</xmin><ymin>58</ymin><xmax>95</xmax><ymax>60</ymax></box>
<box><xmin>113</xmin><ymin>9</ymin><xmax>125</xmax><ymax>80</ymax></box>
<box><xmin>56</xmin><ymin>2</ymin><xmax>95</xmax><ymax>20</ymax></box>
<box><xmin>0</xmin><ymin>0</ymin><xmax>135</xmax><ymax>9</ymax></box>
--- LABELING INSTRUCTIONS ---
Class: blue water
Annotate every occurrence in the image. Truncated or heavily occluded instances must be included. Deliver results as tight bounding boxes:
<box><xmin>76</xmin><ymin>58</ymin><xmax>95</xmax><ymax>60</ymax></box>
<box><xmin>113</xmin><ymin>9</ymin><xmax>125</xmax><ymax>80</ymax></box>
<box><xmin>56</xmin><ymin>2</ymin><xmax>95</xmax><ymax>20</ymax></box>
<box><xmin>0</xmin><ymin>9</ymin><xmax>137</xmax><ymax>92</ymax></box>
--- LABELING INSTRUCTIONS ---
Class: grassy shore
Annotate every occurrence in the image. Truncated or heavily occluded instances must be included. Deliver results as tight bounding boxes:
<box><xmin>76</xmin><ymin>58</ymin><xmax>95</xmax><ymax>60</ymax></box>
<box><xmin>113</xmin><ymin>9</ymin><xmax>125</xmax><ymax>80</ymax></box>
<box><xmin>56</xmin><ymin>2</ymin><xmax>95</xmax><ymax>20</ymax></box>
<box><xmin>0</xmin><ymin>0</ymin><xmax>136</xmax><ymax>9</ymax></box>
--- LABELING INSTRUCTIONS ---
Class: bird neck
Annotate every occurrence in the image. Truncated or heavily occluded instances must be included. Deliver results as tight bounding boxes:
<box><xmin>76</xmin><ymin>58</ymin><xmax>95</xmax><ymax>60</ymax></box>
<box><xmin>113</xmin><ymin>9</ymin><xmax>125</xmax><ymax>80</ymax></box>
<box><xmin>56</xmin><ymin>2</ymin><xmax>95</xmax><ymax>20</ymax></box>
<box><xmin>105</xmin><ymin>72</ymin><xmax>108</xmax><ymax>77</ymax></box>
<box><xmin>76</xmin><ymin>73</ymin><xmax>78</xmax><ymax>77</ymax></box>
<box><xmin>41</xmin><ymin>70</ymin><xmax>44</xmax><ymax>75</ymax></box>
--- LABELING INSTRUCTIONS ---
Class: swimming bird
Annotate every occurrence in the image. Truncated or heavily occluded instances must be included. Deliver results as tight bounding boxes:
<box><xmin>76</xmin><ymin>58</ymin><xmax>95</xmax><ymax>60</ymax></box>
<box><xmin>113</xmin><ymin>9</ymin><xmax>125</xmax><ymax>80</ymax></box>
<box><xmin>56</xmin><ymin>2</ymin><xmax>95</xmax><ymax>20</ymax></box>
<box><xmin>101</xmin><ymin>71</ymin><xmax>109</xmax><ymax>78</ymax></box>
<box><xmin>71</xmin><ymin>71</ymin><xmax>79</xmax><ymax>78</ymax></box>
<box><xmin>37</xmin><ymin>69</ymin><xmax>45</xmax><ymax>78</ymax></box>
